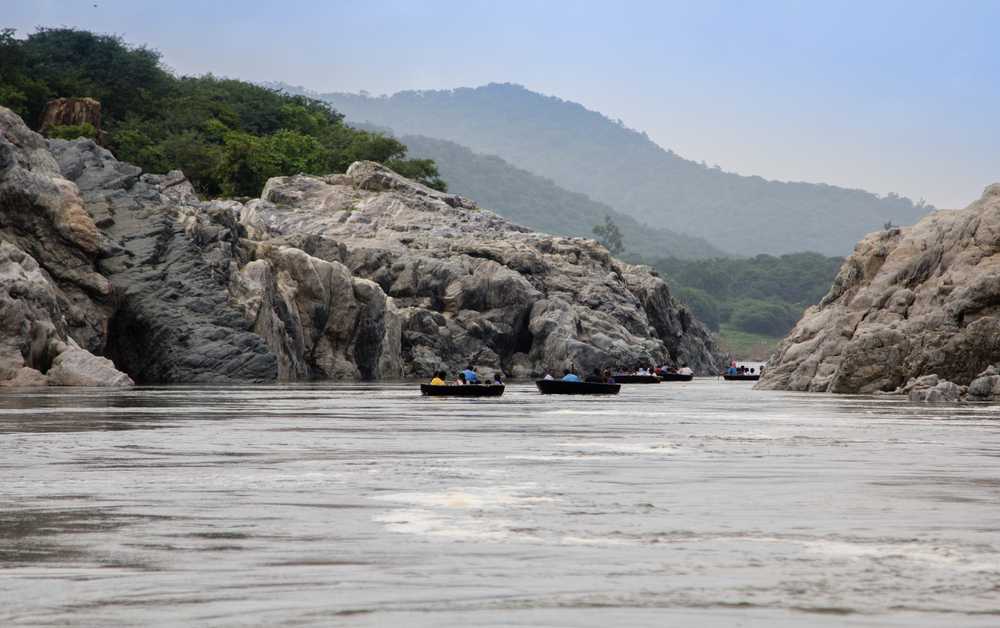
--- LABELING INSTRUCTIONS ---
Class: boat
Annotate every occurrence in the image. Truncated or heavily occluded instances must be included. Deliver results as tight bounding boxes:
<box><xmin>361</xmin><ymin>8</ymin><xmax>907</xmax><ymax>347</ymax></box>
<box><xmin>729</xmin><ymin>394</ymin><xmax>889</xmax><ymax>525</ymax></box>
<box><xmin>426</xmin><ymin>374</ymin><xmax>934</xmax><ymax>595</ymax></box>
<box><xmin>612</xmin><ymin>374</ymin><xmax>661</xmax><ymax>384</ymax></box>
<box><xmin>535</xmin><ymin>380</ymin><xmax>621</xmax><ymax>395</ymax></box>
<box><xmin>722</xmin><ymin>374</ymin><xmax>760</xmax><ymax>381</ymax></box>
<box><xmin>420</xmin><ymin>384</ymin><xmax>505</xmax><ymax>397</ymax></box>
<box><xmin>658</xmin><ymin>372</ymin><xmax>694</xmax><ymax>382</ymax></box>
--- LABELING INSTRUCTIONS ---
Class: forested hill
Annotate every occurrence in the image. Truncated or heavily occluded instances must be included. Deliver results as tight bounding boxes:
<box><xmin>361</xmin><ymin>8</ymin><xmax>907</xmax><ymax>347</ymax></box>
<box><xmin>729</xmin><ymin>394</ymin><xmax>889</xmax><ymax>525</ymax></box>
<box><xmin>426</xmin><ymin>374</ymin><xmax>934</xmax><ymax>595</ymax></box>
<box><xmin>320</xmin><ymin>83</ymin><xmax>933</xmax><ymax>256</ymax></box>
<box><xmin>393</xmin><ymin>133</ymin><xmax>724</xmax><ymax>259</ymax></box>
<box><xmin>0</xmin><ymin>29</ymin><xmax>443</xmax><ymax>198</ymax></box>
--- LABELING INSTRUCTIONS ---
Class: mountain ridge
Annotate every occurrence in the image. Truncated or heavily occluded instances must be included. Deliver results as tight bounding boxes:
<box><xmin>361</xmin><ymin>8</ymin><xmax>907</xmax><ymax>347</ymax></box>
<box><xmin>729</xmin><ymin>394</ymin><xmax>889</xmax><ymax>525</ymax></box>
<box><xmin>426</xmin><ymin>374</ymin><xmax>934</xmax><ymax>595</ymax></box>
<box><xmin>310</xmin><ymin>82</ymin><xmax>933</xmax><ymax>256</ymax></box>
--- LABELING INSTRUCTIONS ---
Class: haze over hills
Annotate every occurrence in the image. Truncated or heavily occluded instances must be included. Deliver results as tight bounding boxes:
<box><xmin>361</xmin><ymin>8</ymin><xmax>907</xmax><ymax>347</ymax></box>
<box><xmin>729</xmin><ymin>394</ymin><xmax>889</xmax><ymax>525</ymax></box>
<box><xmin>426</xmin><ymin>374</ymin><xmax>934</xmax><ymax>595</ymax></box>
<box><xmin>318</xmin><ymin>83</ymin><xmax>933</xmax><ymax>256</ymax></box>
<box><xmin>385</xmin><ymin>133</ymin><xmax>725</xmax><ymax>259</ymax></box>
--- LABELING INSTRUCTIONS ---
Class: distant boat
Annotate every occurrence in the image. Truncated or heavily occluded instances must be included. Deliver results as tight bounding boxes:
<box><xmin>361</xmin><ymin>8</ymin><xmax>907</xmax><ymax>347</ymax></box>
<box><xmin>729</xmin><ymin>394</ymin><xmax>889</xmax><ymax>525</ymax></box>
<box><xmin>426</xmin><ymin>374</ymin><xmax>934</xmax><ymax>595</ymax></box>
<box><xmin>658</xmin><ymin>373</ymin><xmax>694</xmax><ymax>382</ymax></box>
<box><xmin>535</xmin><ymin>380</ymin><xmax>621</xmax><ymax>395</ymax></box>
<box><xmin>723</xmin><ymin>374</ymin><xmax>760</xmax><ymax>381</ymax></box>
<box><xmin>421</xmin><ymin>384</ymin><xmax>505</xmax><ymax>397</ymax></box>
<box><xmin>613</xmin><ymin>374</ymin><xmax>661</xmax><ymax>384</ymax></box>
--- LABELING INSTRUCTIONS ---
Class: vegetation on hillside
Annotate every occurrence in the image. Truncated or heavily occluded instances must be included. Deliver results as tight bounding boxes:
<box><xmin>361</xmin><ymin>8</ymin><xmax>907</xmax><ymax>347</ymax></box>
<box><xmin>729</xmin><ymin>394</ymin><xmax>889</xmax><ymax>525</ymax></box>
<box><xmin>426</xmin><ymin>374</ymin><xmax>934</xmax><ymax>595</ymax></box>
<box><xmin>392</xmin><ymin>133</ymin><xmax>725</xmax><ymax>259</ymax></box>
<box><xmin>654</xmin><ymin>252</ymin><xmax>843</xmax><ymax>337</ymax></box>
<box><xmin>0</xmin><ymin>28</ymin><xmax>444</xmax><ymax>197</ymax></box>
<box><xmin>320</xmin><ymin>83</ymin><xmax>932</xmax><ymax>256</ymax></box>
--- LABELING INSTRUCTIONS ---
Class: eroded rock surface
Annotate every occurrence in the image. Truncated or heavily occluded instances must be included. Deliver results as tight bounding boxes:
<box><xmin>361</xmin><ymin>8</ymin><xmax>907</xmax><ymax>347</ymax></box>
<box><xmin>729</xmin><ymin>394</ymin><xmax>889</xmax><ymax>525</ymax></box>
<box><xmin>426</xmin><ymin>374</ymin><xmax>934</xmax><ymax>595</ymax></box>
<box><xmin>1</xmin><ymin>106</ymin><xmax>718</xmax><ymax>384</ymax></box>
<box><xmin>759</xmin><ymin>184</ymin><xmax>1000</xmax><ymax>396</ymax></box>
<box><xmin>251</xmin><ymin>162</ymin><xmax>720</xmax><ymax>376</ymax></box>
<box><xmin>0</xmin><ymin>113</ymin><xmax>130</xmax><ymax>387</ymax></box>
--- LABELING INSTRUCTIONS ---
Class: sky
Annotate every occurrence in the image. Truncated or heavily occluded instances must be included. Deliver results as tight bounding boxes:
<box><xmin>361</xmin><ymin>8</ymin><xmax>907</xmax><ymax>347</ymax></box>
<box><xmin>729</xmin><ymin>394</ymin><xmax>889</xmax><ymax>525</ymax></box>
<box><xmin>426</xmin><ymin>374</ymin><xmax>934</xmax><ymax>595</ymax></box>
<box><xmin>8</xmin><ymin>0</ymin><xmax>998</xmax><ymax>208</ymax></box>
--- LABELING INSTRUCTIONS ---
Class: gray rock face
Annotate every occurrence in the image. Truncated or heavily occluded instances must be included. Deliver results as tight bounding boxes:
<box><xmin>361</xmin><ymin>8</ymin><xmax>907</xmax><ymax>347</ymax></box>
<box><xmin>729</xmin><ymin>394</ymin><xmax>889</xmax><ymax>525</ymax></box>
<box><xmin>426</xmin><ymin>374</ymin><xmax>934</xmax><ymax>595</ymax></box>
<box><xmin>50</xmin><ymin>138</ymin><xmax>279</xmax><ymax>383</ymax></box>
<box><xmin>252</xmin><ymin>162</ymin><xmax>720</xmax><ymax>376</ymax></box>
<box><xmin>759</xmin><ymin>184</ymin><xmax>1000</xmax><ymax>395</ymax></box>
<box><xmin>0</xmin><ymin>110</ymin><xmax>131</xmax><ymax>388</ymax></box>
<box><xmin>1</xmin><ymin>106</ymin><xmax>719</xmax><ymax>384</ymax></box>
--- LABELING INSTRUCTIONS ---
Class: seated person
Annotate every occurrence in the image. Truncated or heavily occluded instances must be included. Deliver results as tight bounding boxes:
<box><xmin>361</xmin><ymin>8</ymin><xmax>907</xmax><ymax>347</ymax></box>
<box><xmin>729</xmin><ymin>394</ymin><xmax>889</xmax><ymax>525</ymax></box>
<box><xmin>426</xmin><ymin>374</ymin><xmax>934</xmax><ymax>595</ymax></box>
<box><xmin>678</xmin><ymin>364</ymin><xmax>694</xmax><ymax>375</ymax></box>
<box><xmin>543</xmin><ymin>372</ymin><xmax>554</xmax><ymax>380</ymax></box>
<box><xmin>430</xmin><ymin>371</ymin><xmax>446</xmax><ymax>386</ymax></box>
<box><xmin>455</xmin><ymin>372</ymin><xmax>467</xmax><ymax>385</ymax></box>
<box><xmin>602</xmin><ymin>368</ymin><xmax>615</xmax><ymax>384</ymax></box>
<box><xmin>462</xmin><ymin>365</ymin><xmax>479</xmax><ymax>384</ymax></box>
<box><xmin>585</xmin><ymin>368</ymin><xmax>604</xmax><ymax>383</ymax></box>
<box><xmin>561</xmin><ymin>369</ymin><xmax>581</xmax><ymax>382</ymax></box>
<box><xmin>727</xmin><ymin>365</ymin><xmax>738</xmax><ymax>376</ymax></box>
<box><xmin>493</xmin><ymin>372</ymin><xmax>504</xmax><ymax>385</ymax></box>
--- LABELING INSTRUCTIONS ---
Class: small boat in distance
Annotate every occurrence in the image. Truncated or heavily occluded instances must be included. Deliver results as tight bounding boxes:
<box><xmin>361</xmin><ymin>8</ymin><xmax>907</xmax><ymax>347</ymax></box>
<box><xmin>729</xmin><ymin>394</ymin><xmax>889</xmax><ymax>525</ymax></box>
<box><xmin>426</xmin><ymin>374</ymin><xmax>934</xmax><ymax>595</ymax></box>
<box><xmin>658</xmin><ymin>373</ymin><xmax>694</xmax><ymax>382</ymax></box>
<box><xmin>612</xmin><ymin>374</ymin><xmax>661</xmax><ymax>384</ymax></box>
<box><xmin>723</xmin><ymin>374</ymin><xmax>760</xmax><ymax>381</ymax></box>
<box><xmin>421</xmin><ymin>384</ymin><xmax>505</xmax><ymax>397</ymax></box>
<box><xmin>536</xmin><ymin>380</ymin><xmax>621</xmax><ymax>395</ymax></box>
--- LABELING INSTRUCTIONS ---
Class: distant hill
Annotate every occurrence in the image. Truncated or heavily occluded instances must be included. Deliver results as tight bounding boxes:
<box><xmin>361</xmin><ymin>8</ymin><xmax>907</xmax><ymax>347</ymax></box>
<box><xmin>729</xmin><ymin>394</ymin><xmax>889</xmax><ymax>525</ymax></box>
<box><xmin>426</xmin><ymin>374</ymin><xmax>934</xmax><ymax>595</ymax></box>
<box><xmin>318</xmin><ymin>83</ymin><xmax>933</xmax><ymax>256</ymax></box>
<box><xmin>389</xmin><ymin>133</ymin><xmax>724</xmax><ymax>259</ymax></box>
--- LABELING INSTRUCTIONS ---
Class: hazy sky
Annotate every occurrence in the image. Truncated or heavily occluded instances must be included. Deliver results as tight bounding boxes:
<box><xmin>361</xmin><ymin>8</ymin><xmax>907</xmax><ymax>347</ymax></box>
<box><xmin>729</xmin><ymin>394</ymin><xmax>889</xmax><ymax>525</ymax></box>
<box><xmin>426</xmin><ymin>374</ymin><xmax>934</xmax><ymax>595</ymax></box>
<box><xmin>9</xmin><ymin>0</ymin><xmax>998</xmax><ymax>207</ymax></box>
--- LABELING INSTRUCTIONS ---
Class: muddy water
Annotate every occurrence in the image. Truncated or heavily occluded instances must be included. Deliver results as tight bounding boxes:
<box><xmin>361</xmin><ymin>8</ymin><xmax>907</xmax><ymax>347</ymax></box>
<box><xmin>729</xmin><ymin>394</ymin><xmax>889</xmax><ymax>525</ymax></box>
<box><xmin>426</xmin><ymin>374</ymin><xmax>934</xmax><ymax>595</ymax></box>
<box><xmin>1</xmin><ymin>381</ymin><xmax>998</xmax><ymax>626</ymax></box>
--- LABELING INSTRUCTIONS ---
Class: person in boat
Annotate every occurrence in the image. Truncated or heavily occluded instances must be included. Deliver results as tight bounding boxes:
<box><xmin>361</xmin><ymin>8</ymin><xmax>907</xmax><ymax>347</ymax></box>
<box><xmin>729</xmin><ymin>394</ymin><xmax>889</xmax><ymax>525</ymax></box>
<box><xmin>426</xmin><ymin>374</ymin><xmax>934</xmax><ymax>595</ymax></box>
<box><xmin>430</xmin><ymin>371</ymin><xmax>447</xmax><ymax>386</ymax></box>
<box><xmin>726</xmin><ymin>364</ymin><xmax>738</xmax><ymax>376</ymax></box>
<box><xmin>561</xmin><ymin>369</ymin><xmax>581</xmax><ymax>382</ymax></box>
<box><xmin>749</xmin><ymin>367</ymin><xmax>756</xmax><ymax>375</ymax></box>
<box><xmin>602</xmin><ymin>368</ymin><xmax>615</xmax><ymax>384</ymax></box>
<box><xmin>493</xmin><ymin>372</ymin><xmax>504</xmax><ymax>385</ymax></box>
<box><xmin>543</xmin><ymin>372</ymin><xmax>554</xmax><ymax>380</ymax></box>
<box><xmin>462</xmin><ymin>365</ymin><xmax>479</xmax><ymax>384</ymax></box>
<box><xmin>678</xmin><ymin>364</ymin><xmax>693</xmax><ymax>376</ymax></box>
<box><xmin>455</xmin><ymin>372</ymin><xmax>467</xmax><ymax>385</ymax></box>
<box><xmin>585</xmin><ymin>368</ymin><xmax>604</xmax><ymax>383</ymax></box>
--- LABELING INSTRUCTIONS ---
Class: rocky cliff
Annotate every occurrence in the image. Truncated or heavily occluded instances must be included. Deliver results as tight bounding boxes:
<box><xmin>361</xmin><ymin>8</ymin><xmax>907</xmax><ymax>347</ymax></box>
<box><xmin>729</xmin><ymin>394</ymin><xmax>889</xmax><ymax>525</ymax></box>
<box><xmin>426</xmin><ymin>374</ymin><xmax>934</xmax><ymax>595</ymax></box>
<box><xmin>758</xmin><ymin>184</ymin><xmax>1000</xmax><ymax>395</ymax></box>
<box><xmin>0</xmin><ymin>106</ymin><xmax>719</xmax><ymax>385</ymax></box>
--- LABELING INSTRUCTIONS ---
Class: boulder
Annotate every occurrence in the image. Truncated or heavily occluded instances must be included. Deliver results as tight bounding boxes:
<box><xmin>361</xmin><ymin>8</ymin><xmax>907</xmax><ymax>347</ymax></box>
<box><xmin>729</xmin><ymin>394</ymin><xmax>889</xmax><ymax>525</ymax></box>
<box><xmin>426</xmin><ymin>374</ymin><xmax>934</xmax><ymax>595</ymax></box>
<box><xmin>760</xmin><ymin>184</ymin><xmax>1000</xmax><ymax>394</ymax></box>
<box><xmin>47</xmin><ymin>345</ymin><xmax>134</xmax><ymax>387</ymax></box>
<box><xmin>254</xmin><ymin>162</ymin><xmax>721</xmax><ymax>376</ymax></box>
<box><xmin>0</xmin><ymin>241</ymin><xmax>131</xmax><ymax>387</ymax></box>
<box><xmin>39</xmin><ymin>97</ymin><xmax>102</xmax><ymax>140</ymax></box>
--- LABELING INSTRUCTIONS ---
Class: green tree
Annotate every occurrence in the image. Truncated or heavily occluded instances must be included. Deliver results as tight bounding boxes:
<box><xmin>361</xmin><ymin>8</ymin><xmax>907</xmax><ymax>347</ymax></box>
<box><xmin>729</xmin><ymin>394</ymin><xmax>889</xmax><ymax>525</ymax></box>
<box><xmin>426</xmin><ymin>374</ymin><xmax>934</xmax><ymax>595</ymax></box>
<box><xmin>593</xmin><ymin>214</ymin><xmax>624</xmax><ymax>255</ymax></box>
<box><xmin>0</xmin><ymin>28</ymin><xmax>447</xmax><ymax>198</ymax></box>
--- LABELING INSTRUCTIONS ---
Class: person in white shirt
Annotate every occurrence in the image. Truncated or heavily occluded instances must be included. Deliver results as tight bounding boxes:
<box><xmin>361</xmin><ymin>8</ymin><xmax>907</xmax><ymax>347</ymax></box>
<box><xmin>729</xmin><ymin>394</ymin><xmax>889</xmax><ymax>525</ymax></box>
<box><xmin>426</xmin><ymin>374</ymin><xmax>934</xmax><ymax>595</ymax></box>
<box><xmin>678</xmin><ymin>364</ymin><xmax>694</xmax><ymax>376</ymax></box>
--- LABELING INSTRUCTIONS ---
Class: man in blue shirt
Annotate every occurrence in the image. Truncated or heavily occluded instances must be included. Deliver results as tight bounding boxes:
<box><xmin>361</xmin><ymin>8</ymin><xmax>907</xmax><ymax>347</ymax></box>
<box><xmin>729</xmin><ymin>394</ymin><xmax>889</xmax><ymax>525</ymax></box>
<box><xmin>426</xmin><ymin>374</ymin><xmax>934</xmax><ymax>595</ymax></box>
<box><xmin>462</xmin><ymin>365</ymin><xmax>479</xmax><ymax>384</ymax></box>
<box><xmin>561</xmin><ymin>369</ymin><xmax>581</xmax><ymax>382</ymax></box>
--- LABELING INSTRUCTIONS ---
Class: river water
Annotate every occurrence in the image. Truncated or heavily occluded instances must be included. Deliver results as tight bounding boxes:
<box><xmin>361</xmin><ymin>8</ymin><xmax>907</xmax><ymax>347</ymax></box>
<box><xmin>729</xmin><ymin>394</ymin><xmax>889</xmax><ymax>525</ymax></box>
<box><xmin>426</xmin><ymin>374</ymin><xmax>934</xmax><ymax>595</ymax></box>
<box><xmin>1</xmin><ymin>380</ymin><xmax>998</xmax><ymax>627</ymax></box>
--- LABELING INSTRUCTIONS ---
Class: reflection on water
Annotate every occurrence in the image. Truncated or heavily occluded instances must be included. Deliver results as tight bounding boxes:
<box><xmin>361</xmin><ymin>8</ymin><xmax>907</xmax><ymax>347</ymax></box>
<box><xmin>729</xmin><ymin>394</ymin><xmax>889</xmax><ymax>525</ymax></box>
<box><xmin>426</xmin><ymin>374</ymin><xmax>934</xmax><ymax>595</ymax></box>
<box><xmin>1</xmin><ymin>381</ymin><xmax>999</xmax><ymax>626</ymax></box>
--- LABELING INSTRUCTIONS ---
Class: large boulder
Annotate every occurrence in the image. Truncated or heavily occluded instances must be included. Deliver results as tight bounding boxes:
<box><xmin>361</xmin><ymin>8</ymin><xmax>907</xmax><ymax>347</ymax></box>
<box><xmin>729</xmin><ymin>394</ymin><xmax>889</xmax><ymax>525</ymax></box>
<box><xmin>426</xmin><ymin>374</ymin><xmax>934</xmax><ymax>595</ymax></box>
<box><xmin>38</xmin><ymin>97</ymin><xmax>102</xmax><ymax>140</ymax></box>
<box><xmin>253</xmin><ymin>162</ymin><xmax>721</xmax><ymax>376</ymax></box>
<box><xmin>759</xmin><ymin>184</ymin><xmax>1000</xmax><ymax>393</ymax></box>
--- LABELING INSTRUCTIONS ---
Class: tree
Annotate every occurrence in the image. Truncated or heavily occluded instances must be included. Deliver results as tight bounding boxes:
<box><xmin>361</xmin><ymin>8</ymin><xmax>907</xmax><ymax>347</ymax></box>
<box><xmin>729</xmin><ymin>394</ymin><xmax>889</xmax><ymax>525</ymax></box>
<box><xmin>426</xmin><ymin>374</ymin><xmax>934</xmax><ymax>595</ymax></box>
<box><xmin>593</xmin><ymin>214</ymin><xmax>624</xmax><ymax>255</ymax></box>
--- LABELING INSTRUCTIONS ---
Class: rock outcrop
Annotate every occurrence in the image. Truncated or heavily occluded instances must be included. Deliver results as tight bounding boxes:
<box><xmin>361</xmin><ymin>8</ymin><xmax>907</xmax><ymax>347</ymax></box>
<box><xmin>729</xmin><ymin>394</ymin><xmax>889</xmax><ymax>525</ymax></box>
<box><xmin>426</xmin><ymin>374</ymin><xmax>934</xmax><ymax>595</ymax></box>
<box><xmin>248</xmin><ymin>161</ymin><xmax>719</xmax><ymax>377</ymax></box>
<box><xmin>759</xmin><ymin>184</ymin><xmax>1000</xmax><ymax>397</ymax></box>
<box><xmin>39</xmin><ymin>97</ymin><xmax>102</xmax><ymax>140</ymax></box>
<box><xmin>0</xmin><ymin>106</ymin><xmax>719</xmax><ymax>385</ymax></box>
<box><xmin>0</xmin><ymin>109</ymin><xmax>130</xmax><ymax>387</ymax></box>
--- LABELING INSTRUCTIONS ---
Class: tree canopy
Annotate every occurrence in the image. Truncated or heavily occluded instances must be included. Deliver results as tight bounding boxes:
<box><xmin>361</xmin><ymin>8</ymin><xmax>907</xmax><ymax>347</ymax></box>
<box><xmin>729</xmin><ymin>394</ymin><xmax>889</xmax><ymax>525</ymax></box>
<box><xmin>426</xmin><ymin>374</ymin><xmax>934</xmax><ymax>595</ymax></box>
<box><xmin>0</xmin><ymin>28</ymin><xmax>445</xmax><ymax>197</ymax></box>
<box><xmin>656</xmin><ymin>252</ymin><xmax>843</xmax><ymax>336</ymax></box>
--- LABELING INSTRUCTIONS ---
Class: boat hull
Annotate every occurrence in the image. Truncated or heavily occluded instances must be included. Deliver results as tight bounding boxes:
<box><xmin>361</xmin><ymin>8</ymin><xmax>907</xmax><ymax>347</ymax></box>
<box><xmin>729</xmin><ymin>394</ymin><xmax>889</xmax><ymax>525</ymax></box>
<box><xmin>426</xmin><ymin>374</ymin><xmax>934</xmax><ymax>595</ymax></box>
<box><xmin>535</xmin><ymin>380</ymin><xmax>621</xmax><ymax>395</ymax></box>
<box><xmin>723</xmin><ymin>375</ymin><xmax>760</xmax><ymax>381</ymax></box>
<box><xmin>420</xmin><ymin>384</ymin><xmax>505</xmax><ymax>397</ymax></box>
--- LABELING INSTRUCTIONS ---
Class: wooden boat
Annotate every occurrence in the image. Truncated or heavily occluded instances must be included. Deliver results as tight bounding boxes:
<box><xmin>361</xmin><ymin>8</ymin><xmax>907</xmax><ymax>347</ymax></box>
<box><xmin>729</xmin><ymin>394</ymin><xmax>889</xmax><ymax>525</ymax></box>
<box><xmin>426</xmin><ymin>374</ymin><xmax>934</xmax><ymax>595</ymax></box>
<box><xmin>612</xmin><ymin>374</ymin><xmax>661</xmax><ymax>384</ymax></box>
<box><xmin>535</xmin><ymin>380</ymin><xmax>621</xmax><ymax>395</ymax></box>
<box><xmin>420</xmin><ymin>384</ymin><xmax>505</xmax><ymax>397</ymax></box>
<box><xmin>723</xmin><ymin>374</ymin><xmax>760</xmax><ymax>381</ymax></box>
<box><xmin>658</xmin><ymin>373</ymin><xmax>694</xmax><ymax>382</ymax></box>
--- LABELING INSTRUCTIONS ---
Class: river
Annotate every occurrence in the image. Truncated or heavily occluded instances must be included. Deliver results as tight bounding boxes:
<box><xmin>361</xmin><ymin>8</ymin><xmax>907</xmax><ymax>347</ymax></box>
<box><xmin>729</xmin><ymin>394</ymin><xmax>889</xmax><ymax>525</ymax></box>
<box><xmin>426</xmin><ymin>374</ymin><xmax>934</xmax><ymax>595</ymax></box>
<box><xmin>1</xmin><ymin>380</ymin><xmax>998</xmax><ymax>626</ymax></box>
